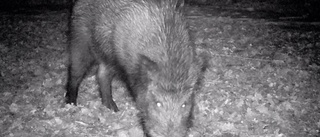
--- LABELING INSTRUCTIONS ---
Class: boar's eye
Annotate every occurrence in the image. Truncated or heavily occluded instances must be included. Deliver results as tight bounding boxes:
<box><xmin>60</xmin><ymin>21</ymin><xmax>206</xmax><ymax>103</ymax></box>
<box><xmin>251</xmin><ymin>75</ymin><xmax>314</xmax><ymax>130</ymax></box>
<box><xmin>156</xmin><ymin>101</ymin><xmax>162</xmax><ymax>107</ymax></box>
<box><xmin>181</xmin><ymin>103</ymin><xmax>186</xmax><ymax>108</ymax></box>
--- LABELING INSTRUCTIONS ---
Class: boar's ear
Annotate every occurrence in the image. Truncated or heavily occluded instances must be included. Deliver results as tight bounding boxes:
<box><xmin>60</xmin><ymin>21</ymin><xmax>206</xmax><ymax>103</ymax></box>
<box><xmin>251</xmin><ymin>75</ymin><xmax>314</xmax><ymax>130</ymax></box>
<box><xmin>139</xmin><ymin>54</ymin><xmax>159</xmax><ymax>72</ymax></box>
<box><xmin>176</xmin><ymin>0</ymin><xmax>185</xmax><ymax>8</ymax></box>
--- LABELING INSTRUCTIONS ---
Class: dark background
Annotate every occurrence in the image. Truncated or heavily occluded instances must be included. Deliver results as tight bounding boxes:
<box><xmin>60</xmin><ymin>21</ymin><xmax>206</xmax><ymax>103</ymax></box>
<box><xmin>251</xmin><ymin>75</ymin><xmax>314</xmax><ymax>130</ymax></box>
<box><xmin>1</xmin><ymin>0</ymin><xmax>319</xmax><ymax>20</ymax></box>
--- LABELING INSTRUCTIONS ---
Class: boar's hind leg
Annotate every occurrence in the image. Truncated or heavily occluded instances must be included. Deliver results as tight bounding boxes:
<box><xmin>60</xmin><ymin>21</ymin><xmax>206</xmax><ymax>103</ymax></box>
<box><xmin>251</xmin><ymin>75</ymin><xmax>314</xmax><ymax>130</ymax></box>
<box><xmin>65</xmin><ymin>31</ymin><xmax>95</xmax><ymax>106</ymax></box>
<box><xmin>97</xmin><ymin>63</ymin><xmax>119</xmax><ymax>112</ymax></box>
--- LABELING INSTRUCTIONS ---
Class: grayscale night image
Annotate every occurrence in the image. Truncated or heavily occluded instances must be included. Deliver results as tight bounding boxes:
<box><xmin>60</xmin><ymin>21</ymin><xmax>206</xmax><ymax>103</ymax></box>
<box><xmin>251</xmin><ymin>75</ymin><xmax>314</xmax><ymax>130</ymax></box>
<box><xmin>0</xmin><ymin>0</ymin><xmax>319</xmax><ymax>136</ymax></box>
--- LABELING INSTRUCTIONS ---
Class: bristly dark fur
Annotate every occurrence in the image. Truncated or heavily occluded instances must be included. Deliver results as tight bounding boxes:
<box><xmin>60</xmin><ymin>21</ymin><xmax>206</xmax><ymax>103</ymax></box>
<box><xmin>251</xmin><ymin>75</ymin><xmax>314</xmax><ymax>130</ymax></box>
<box><xmin>66</xmin><ymin>0</ymin><xmax>207</xmax><ymax>136</ymax></box>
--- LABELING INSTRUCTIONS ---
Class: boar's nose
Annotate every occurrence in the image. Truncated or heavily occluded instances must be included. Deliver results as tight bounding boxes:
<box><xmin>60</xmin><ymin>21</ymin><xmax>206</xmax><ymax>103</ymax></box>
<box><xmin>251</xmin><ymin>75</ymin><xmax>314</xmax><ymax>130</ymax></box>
<box><xmin>167</xmin><ymin>120</ymin><xmax>177</xmax><ymax>134</ymax></box>
<box><xmin>168</xmin><ymin>120</ymin><xmax>174</xmax><ymax>129</ymax></box>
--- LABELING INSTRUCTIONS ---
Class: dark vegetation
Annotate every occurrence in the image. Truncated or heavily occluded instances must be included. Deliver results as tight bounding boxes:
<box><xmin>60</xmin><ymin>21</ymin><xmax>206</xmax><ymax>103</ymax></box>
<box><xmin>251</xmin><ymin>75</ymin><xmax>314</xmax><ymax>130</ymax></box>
<box><xmin>0</xmin><ymin>0</ymin><xmax>319</xmax><ymax>137</ymax></box>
